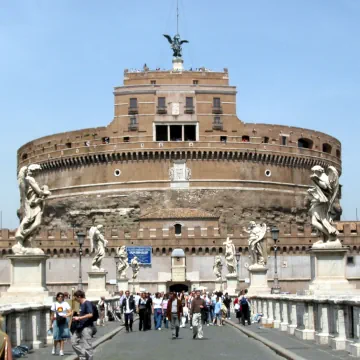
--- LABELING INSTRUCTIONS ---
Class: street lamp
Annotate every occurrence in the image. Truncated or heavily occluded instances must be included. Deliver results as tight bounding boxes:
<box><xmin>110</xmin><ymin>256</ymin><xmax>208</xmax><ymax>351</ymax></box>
<box><xmin>271</xmin><ymin>226</ymin><xmax>281</xmax><ymax>294</ymax></box>
<box><xmin>77</xmin><ymin>232</ymin><xmax>85</xmax><ymax>290</ymax></box>
<box><xmin>114</xmin><ymin>254</ymin><xmax>120</xmax><ymax>293</ymax></box>
<box><xmin>235</xmin><ymin>252</ymin><xmax>241</xmax><ymax>292</ymax></box>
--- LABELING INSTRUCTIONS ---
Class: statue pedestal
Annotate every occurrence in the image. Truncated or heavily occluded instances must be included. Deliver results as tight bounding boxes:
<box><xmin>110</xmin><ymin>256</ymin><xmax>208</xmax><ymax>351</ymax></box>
<box><xmin>247</xmin><ymin>266</ymin><xmax>271</xmax><ymax>296</ymax></box>
<box><xmin>225</xmin><ymin>274</ymin><xmax>238</xmax><ymax>295</ymax></box>
<box><xmin>172</xmin><ymin>57</ymin><xmax>184</xmax><ymax>71</ymax></box>
<box><xmin>214</xmin><ymin>280</ymin><xmax>223</xmax><ymax>292</ymax></box>
<box><xmin>0</xmin><ymin>255</ymin><xmax>52</xmax><ymax>304</ymax></box>
<box><xmin>309</xmin><ymin>247</ymin><xmax>358</xmax><ymax>295</ymax></box>
<box><xmin>130</xmin><ymin>280</ymin><xmax>140</xmax><ymax>294</ymax></box>
<box><xmin>86</xmin><ymin>271</ymin><xmax>111</xmax><ymax>300</ymax></box>
<box><xmin>117</xmin><ymin>278</ymin><xmax>129</xmax><ymax>292</ymax></box>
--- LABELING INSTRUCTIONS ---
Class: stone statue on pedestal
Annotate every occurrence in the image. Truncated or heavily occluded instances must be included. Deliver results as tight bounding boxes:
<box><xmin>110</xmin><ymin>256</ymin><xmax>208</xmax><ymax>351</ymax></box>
<box><xmin>213</xmin><ymin>255</ymin><xmax>223</xmax><ymax>281</ymax></box>
<box><xmin>223</xmin><ymin>237</ymin><xmax>237</xmax><ymax>275</ymax></box>
<box><xmin>13</xmin><ymin>164</ymin><xmax>51</xmax><ymax>255</ymax></box>
<box><xmin>130</xmin><ymin>256</ymin><xmax>140</xmax><ymax>280</ymax></box>
<box><xmin>89</xmin><ymin>225</ymin><xmax>108</xmax><ymax>271</ymax></box>
<box><xmin>308</xmin><ymin>165</ymin><xmax>341</xmax><ymax>248</ymax></box>
<box><xmin>243</xmin><ymin>222</ymin><xmax>267</xmax><ymax>270</ymax></box>
<box><xmin>117</xmin><ymin>246</ymin><xmax>129</xmax><ymax>278</ymax></box>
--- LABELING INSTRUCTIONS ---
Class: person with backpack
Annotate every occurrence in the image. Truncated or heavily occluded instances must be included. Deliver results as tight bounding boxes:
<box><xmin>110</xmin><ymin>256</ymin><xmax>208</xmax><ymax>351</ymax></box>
<box><xmin>240</xmin><ymin>289</ymin><xmax>251</xmax><ymax>326</ymax></box>
<box><xmin>71</xmin><ymin>289</ymin><xmax>97</xmax><ymax>360</ymax></box>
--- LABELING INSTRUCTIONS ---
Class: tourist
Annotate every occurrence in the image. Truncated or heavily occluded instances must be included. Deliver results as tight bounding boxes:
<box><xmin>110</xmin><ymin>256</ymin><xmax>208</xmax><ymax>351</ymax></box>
<box><xmin>181</xmin><ymin>300</ymin><xmax>189</xmax><ymax>328</ymax></box>
<box><xmin>97</xmin><ymin>296</ymin><xmax>107</xmax><ymax>326</ymax></box>
<box><xmin>71</xmin><ymin>290</ymin><xmax>95</xmax><ymax>360</ymax></box>
<box><xmin>240</xmin><ymin>289</ymin><xmax>251</xmax><ymax>326</ymax></box>
<box><xmin>51</xmin><ymin>292</ymin><xmax>72</xmax><ymax>356</ymax></box>
<box><xmin>204</xmin><ymin>293</ymin><xmax>212</xmax><ymax>325</ymax></box>
<box><xmin>121</xmin><ymin>290</ymin><xmax>135</xmax><ymax>332</ymax></box>
<box><xmin>162</xmin><ymin>293</ymin><xmax>169</xmax><ymax>329</ymax></box>
<box><xmin>153</xmin><ymin>292</ymin><xmax>163</xmax><ymax>330</ymax></box>
<box><xmin>190</xmin><ymin>290</ymin><xmax>206</xmax><ymax>339</ymax></box>
<box><xmin>234</xmin><ymin>291</ymin><xmax>242</xmax><ymax>324</ymax></box>
<box><xmin>213</xmin><ymin>297</ymin><xmax>222</xmax><ymax>326</ymax></box>
<box><xmin>187</xmin><ymin>291</ymin><xmax>195</xmax><ymax>329</ymax></box>
<box><xmin>0</xmin><ymin>316</ymin><xmax>12</xmax><ymax>359</ymax></box>
<box><xmin>138</xmin><ymin>292</ymin><xmax>147</xmax><ymax>331</ymax></box>
<box><xmin>145</xmin><ymin>292</ymin><xmax>153</xmax><ymax>330</ymax></box>
<box><xmin>223</xmin><ymin>293</ymin><xmax>232</xmax><ymax>319</ymax></box>
<box><xmin>167</xmin><ymin>292</ymin><xmax>183</xmax><ymax>339</ymax></box>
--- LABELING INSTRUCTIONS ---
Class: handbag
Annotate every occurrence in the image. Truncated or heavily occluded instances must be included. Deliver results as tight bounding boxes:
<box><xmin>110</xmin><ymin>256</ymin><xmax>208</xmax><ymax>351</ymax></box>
<box><xmin>56</xmin><ymin>312</ymin><xmax>66</xmax><ymax>325</ymax></box>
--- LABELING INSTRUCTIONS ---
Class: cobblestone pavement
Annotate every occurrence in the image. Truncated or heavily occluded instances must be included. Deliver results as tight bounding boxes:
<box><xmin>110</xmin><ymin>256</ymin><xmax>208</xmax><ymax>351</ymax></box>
<box><xmin>93</xmin><ymin>323</ymin><xmax>283</xmax><ymax>360</ymax></box>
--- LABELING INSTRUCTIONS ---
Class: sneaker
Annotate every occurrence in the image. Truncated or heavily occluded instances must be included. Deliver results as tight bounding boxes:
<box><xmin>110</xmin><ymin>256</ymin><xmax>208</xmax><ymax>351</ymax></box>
<box><xmin>190</xmin><ymin>326</ymin><xmax>193</xmax><ymax>330</ymax></box>
<box><xmin>207</xmin><ymin>324</ymin><xmax>209</xmax><ymax>326</ymax></box>
<box><xmin>158</xmin><ymin>328</ymin><xmax>161</xmax><ymax>331</ymax></box>
<box><xmin>52</xmin><ymin>348</ymin><xmax>56</xmax><ymax>355</ymax></box>
<box><xmin>59</xmin><ymin>350</ymin><xmax>64</xmax><ymax>356</ymax></box>
<box><xmin>193</xmin><ymin>333</ymin><xmax>196</xmax><ymax>339</ymax></box>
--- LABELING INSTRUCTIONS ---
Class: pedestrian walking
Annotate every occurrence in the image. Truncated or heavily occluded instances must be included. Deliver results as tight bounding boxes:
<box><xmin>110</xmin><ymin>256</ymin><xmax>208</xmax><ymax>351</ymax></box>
<box><xmin>187</xmin><ymin>291</ymin><xmax>195</xmax><ymax>329</ymax></box>
<box><xmin>167</xmin><ymin>292</ymin><xmax>183</xmax><ymax>339</ymax></box>
<box><xmin>121</xmin><ymin>290</ymin><xmax>136</xmax><ymax>332</ymax></box>
<box><xmin>234</xmin><ymin>291</ymin><xmax>242</xmax><ymax>324</ymax></box>
<box><xmin>213</xmin><ymin>297</ymin><xmax>222</xmax><ymax>326</ymax></box>
<box><xmin>138</xmin><ymin>292</ymin><xmax>147</xmax><ymax>331</ymax></box>
<box><xmin>71</xmin><ymin>289</ymin><xmax>96</xmax><ymax>360</ymax></box>
<box><xmin>153</xmin><ymin>292</ymin><xmax>163</xmax><ymax>330</ymax></box>
<box><xmin>97</xmin><ymin>296</ymin><xmax>107</xmax><ymax>326</ymax></box>
<box><xmin>51</xmin><ymin>292</ymin><xmax>72</xmax><ymax>356</ymax></box>
<box><xmin>190</xmin><ymin>290</ymin><xmax>206</xmax><ymax>339</ymax></box>
<box><xmin>240</xmin><ymin>289</ymin><xmax>251</xmax><ymax>326</ymax></box>
<box><xmin>162</xmin><ymin>293</ymin><xmax>169</xmax><ymax>329</ymax></box>
<box><xmin>223</xmin><ymin>293</ymin><xmax>232</xmax><ymax>319</ymax></box>
<box><xmin>145</xmin><ymin>292</ymin><xmax>153</xmax><ymax>330</ymax></box>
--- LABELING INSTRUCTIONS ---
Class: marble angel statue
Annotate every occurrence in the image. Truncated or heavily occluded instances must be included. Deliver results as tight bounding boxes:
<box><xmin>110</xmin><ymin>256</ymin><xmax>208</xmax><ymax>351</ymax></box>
<box><xmin>308</xmin><ymin>165</ymin><xmax>341</xmax><ymax>248</ymax></box>
<box><xmin>213</xmin><ymin>255</ymin><xmax>223</xmax><ymax>281</ymax></box>
<box><xmin>13</xmin><ymin>164</ymin><xmax>51</xmax><ymax>255</ymax></box>
<box><xmin>116</xmin><ymin>245</ymin><xmax>129</xmax><ymax>278</ymax></box>
<box><xmin>130</xmin><ymin>256</ymin><xmax>140</xmax><ymax>280</ymax></box>
<box><xmin>223</xmin><ymin>237</ymin><xmax>237</xmax><ymax>275</ymax></box>
<box><xmin>89</xmin><ymin>225</ymin><xmax>108</xmax><ymax>271</ymax></box>
<box><xmin>243</xmin><ymin>222</ymin><xmax>267</xmax><ymax>269</ymax></box>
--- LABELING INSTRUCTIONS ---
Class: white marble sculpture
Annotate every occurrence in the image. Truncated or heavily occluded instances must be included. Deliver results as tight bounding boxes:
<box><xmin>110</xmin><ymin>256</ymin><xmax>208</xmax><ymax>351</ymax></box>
<box><xmin>89</xmin><ymin>225</ymin><xmax>108</xmax><ymax>271</ymax></box>
<box><xmin>213</xmin><ymin>255</ymin><xmax>223</xmax><ymax>280</ymax></box>
<box><xmin>117</xmin><ymin>246</ymin><xmax>129</xmax><ymax>278</ymax></box>
<box><xmin>308</xmin><ymin>165</ymin><xmax>341</xmax><ymax>248</ymax></box>
<box><xmin>13</xmin><ymin>164</ymin><xmax>51</xmax><ymax>255</ymax></box>
<box><xmin>243</xmin><ymin>221</ymin><xmax>267</xmax><ymax>269</ymax></box>
<box><xmin>223</xmin><ymin>237</ymin><xmax>237</xmax><ymax>275</ymax></box>
<box><xmin>130</xmin><ymin>256</ymin><xmax>140</xmax><ymax>280</ymax></box>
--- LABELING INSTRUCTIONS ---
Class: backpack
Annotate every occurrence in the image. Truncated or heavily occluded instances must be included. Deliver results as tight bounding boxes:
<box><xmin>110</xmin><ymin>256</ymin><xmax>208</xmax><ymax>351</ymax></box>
<box><xmin>240</xmin><ymin>297</ymin><xmax>248</xmax><ymax>305</ymax></box>
<box><xmin>92</xmin><ymin>302</ymin><xmax>99</xmax><ymax>322</ymax></box>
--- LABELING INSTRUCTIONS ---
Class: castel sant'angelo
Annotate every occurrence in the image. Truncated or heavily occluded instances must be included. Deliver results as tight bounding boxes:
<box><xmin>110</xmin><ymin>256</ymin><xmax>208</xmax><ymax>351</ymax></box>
<box><xmin>2</xmin><ymin>30</ymin><xmax>358</xmax><ymax>293</ymax></box>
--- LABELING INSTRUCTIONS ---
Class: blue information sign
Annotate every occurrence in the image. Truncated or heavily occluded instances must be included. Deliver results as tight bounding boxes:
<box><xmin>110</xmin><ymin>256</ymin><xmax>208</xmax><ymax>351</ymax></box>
<box><xmin>127</xmin><ymin>246</ymin><xmax>152</xmax><ymax>265</ymax></box>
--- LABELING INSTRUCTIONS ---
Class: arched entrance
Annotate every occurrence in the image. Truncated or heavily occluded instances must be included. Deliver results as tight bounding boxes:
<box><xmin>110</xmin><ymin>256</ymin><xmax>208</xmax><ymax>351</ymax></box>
<box><xmin>169</xmin><ymin>283</ymin><xmax>189</xmax><ymax>293</ymax></box>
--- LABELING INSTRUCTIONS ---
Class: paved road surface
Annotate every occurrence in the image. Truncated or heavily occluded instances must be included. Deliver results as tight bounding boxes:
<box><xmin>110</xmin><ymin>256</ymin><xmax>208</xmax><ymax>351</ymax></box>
<box><xmin>94</xmin><ymin>324</ymin><xmax>284</xmax><ymax>360</ymax></box>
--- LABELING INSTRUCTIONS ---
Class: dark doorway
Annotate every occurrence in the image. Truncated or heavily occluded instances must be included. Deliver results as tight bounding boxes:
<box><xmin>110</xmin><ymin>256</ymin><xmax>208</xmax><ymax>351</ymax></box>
<box><xmin>156</xmin><ymin>125</ymin><xmax>168</xmax><ymax>141</ymax></box>
<box><xmin>170</xmin><ymin>125</ymin><xmax>182</xmax><ymax>141</ymax></box>
<box><xmin>169</xmin><ymin>283</ymin><xmax>189</xmax><ymax>293</ymax></box>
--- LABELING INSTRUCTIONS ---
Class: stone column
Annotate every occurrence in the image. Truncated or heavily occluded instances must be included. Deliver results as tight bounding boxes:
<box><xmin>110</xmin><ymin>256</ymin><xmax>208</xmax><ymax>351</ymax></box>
<box><xmin>273</xmin><ymin>301</ymin><xmax>281</xmax><ymax>329</ymax></box>
<box><xmin>330</xmin><ymin>305</ymin><xmax>347</xmax><ymax>350</ymax></box>
<box><xmin>315</xmin><ymin>303</ymin><xmax>331</xmax><ymax>345</ymax></box>
<box><xmin>31</xmin><ymin>309</ymin><xmax>43</xmax><ymax>349</ymax></box>
<box><xmin>267</xmin><ymin>300</ymin><xmax>274</xmax><ymax>325</ymax></box>
<box><xmin>295</xmin><ymin>302</ymin><xmax>315</xmax><ymax>340</ymax></box>
<box><xmin>350</xmin><ymin>307</ymin><xmax>360</xmax><ymax>357</ymax></box>
<box><xmin>45</xmin><ymin>308</ymin><xmax>53</xmax><ymax>345</ymax></box>
<box><xmin>287</xmin><ymin>302</ymin><xmax>297</xmax><ymax>335</ymax></box>
<box><xmin>280</xmin><ymin>300</ymin><xmax>289</xmax><ymax>331</ymax></box>
<box><xmin>262</xmin><ymin>299</ymin><xmax>268</xmax><ymax>325</ymax></box>
<box><xmin>253</xmin><ymin>299</ymin><xmax>258</xmax><ymax>315</ymax></box>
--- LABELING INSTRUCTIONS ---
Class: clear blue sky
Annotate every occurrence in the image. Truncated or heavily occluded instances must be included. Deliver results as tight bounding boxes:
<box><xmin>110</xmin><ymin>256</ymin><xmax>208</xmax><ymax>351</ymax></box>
<box><xmin>1</xmin><ymin>0</ymin><xmax>359</xmax><ymax>228</ymax></box>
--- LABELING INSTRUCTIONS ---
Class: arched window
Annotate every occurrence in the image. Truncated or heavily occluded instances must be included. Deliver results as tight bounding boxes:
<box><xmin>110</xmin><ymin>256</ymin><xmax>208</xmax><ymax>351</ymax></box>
<box><xmin>336</xmin><ymin>149</ymin><xmax>341</xmax><ymax>158</ymax></box>
<box><xmin>174</xmin><ymin>224</ymin><xmax>182</xmax><ymax>235</ymax></box>
<box><xmin>322</xmin><ymin>143</ymin><xmax>332</xmax><ymax>154</ymax></box>
<box><xmin>298</xmin><ymin>138</ymin><xmax>313</xmax><ymax>149</ymax></box>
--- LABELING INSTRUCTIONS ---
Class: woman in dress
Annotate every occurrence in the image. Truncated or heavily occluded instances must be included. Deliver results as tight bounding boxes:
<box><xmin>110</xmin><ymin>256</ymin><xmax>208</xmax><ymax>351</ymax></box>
<box><xmin>51</xmin><ymin>292</ymin><xmax>72</xmax><ymax>356</ymax></box>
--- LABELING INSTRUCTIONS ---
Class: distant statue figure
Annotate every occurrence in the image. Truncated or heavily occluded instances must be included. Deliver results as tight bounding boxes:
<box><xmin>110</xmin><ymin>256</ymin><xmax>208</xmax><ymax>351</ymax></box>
<box><xmin>308</xmin><ymin>165</ymin><xmax>341</xmax><ymax>248</ymax></box>
<box><xmin>117</xmin><ymin>246</ymin><xmax>129</xmax><ymax>279</ymax></box>
<box><xmin>213</xmin><ymin>255</ymin><xmax>223</xmax><ymax>281</ymax></box>
<box><xmin>130</xmin><ymin>256</ymin><xmax>140</xmax><ymax>280</ymax></box>
<box><xmin>163</xmin><ymin>34</ymin><xmax>189</xmax><ymax>58</ymax></box>
<box><xmin>89</xmin><ymin>225</ymin><xmax>108</xmax><ymax>271</ymax></box>
<box><xmin>243</xmin><ymin>222</ymin><xmax>267</xmax><ymax>269</ymax></box>
<box><xmin>223</xmin><ymin>237</ymin><xmax>237</xmax><ymax>276</ymax></box>
<box><xmin>13</xmin><ymin>164</ymin><xmax>51</xmax><ymax>255</ymax></box>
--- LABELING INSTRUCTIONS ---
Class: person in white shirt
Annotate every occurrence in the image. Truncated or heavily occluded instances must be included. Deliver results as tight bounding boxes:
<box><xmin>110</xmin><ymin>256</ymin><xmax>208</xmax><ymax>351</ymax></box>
<box><xmin>51</xmin><ymin>292</ymin><xmax>72</xmax><ymax>356</ymax></box>
<box><xmin>152</xmin><ymin>292</ymin><xmax>163</xmax><ymax>330</ymax></box>
<box><xmin>121</xmin><ymin>291</ymin><xmax>135</xmax><ymax>332</ymax></box>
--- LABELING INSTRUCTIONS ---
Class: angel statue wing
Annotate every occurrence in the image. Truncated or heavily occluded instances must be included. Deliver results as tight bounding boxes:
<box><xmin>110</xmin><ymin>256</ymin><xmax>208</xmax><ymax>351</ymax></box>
<box><xmin>326</xmin><ymin>166</ymin><xmax>339</xmax><ymax>216</ymax></box>
<box><xmin>88</xmin><ymin>226</ymin><xmax>96</xmax><ymax>253</ymax></box>
<box><xmin>180</xmin><ymin>40</ymin><xmax>189</xmax><ymax>44</ymax></box>
<box><xmin>163</xmin><ymin>34</ymin><xmax>173</xmax><ymax>44</ymax></box>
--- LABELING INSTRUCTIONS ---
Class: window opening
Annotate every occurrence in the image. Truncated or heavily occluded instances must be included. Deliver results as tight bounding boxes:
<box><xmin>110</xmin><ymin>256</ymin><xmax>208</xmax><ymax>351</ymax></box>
<box><xmin>193</xmin><ymin>80</ymin><xmax>199</xmax><ymax>85</ymax></box>
<box><xmin>156</xmin><ymin>125</ymin><xmax>168</xmax><ymax>141</ymax></box>
<box><xmin>184</xmin><ymin>125</ymin><xmax>196</xmax><ymax>141</ymax></box>
<box><xmin>174</xmin><ymin>224</ymin><xmax>182</xmax><ymax>235</ymax></box>
<box><xmin>129</xmin><ymin>98</ymin><xmax>137</xmax><ymax>108</ymax></box>
<box><xmin>281</xmin><ymin>136</ymin><xmax>287</xmax><ymax>146</ymax></box>
<box><xmin>262</xmin><ymin>136</ymin><xmax>269</xmax><ymax>144</ymax></box>
<box><xmin>336</xmin><ymin>149</ymin><xmax>341</xmax><ymax>158</ymax></box>
<box><xmin>213</xmin><ymin>97</ymin><xmax>221</xmax><ymax>107</ymax></box>
<box><xmin>151</xmin><ymin>80</ymin><xmax>156</xmax><ymax>85</ymax></box>
<box><xmin>130</xmin><ymin>117</ymin><xmax>137</xmax><ymax>125</ymax></box>
<box><xmin>322</xmin><ymin>143</ymin><xmax>332</xmax><ymax>153</ymax></box>
<box><xmin>214</xmin><ymin>116</ymin><xmax>221</xmax><ymax>124</ymax></box>
<box><xmin>298</xmin><ymin>138</ymin><xmax>313</xmax><ymax>149</ymax></box>
<box><xmin>21</xmin><ymin>153</ymin><xmax>28</xmax><ymax>160</ymax></box>
<box><xmin>186</xmin><ymin>97</ymin><xmax>193</xmax><ymax>107</ymax></box>
<box><xmin>65</xmin><ymin>142</ymin><xmax>72</xmax><ymax>148</ymax></box>
<box><xmin>220</xmin><ymin>136</ymin><xmax>227</xmax><ymax>143</ymax></box>
<box><xmin>158</xmin><ymin>97</ymin><xmax>166</xmax><ymax>107</ymax></box>
<box><xmin>170</xmin><ymin>125</ymin><xmax>182</xmax><ymax>141</ymax></box>
<box><xmin>102</xmin><ymin>137</ymin><xmax>110</xmax><ymax>144</ymax></box>
<box><xmin>123</xmin><ymin>136</ymin><xmax>130</xmax><ymax>142</ymax></box>
<box><xmin>242</xmin><ymin>136</ymin><xmax>250</xmax><ymax>142</ymax></box>
<box><xmin>84</xmin><ymin>141</ymin><xmax>91</xmax><ymax>147</ymax></box>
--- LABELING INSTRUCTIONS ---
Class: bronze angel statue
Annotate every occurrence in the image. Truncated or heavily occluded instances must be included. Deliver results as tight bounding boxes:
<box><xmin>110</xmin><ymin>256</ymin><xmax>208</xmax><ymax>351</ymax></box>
<box><xmin>163</xmin><ymin>34</ymin><xmax>189</xmax><ymax>58</ymax></box>
<box><xmin>308</xmin><ymin>165</ymin><xmax>340</xmax><ymax>247</ymax></box>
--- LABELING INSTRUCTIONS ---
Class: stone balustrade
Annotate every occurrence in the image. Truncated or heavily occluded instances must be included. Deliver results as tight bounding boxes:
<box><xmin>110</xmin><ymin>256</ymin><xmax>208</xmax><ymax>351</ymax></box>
<box><xmin>251</xmin><ymin>294</ymin><xmax>360</xmax><ymax>357</ymax></box>
<box><xmin>0</xmin><ymin>297</ymin><xmax>120</xmax><ymax>349</ymax></box>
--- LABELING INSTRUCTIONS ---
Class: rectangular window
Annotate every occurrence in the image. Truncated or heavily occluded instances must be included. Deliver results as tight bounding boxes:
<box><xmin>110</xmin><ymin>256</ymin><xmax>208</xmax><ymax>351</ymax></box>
<box><xmin>151</xmin><ymin>80</ymin><xmax>156</xmax><ymax>85</ymax></box>
<box><xmin>130</xmin><ymin>117</ymin><xmax>137</xmax><ymax>125</ymax></box>
<box><xmin>214</xmin><ymin>116</ymin><xmax>221</xmax><ymax>124</ymax></box>
<box><xmin>193</xmin><ymin>80</ymin><xmax>199</xmax><ymax>85</ymax></box>
<box><xmin>158</xmin><ymin>97</ymin><xmax>166</xmax><ymax>107</ymax></box>
<box><xmin>184</xmin><ymin>125</ymin><xmax>196</xmax><ymax>141</ymax></box>
<box><xmin>170</xmin><ymin>125</ymin><xmax>182</xmax><ymax>141</ymax></box>
<box><xmin>155</xmin><ymin>125</ymin><xmax>168</xmax><ymax>141</ymax></box>
<box><xmin>281</xmin><ymin>136</ymin><xmax>287</xmax><ymax>146</ymax></box>
<box><xmin>213</xmin><ymin>97</ymin><xmax>221</xmax><ymax>107</ymax></box>
<box><xmin>129</xmin><ymin>98</ymin><xmax>137</xmax><ymax>108</ymax></box>
<box><xmin>186</xmin><ymin>97</ymin><xmax>193</xmax><ymax>107</ymax></box>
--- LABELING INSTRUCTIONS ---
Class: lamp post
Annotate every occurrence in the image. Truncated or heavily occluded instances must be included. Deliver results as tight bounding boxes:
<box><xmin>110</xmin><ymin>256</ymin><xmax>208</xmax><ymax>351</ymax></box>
<box><xmin>235</xmin><ymin>252</ymin><xmax>241</xmax><ymax>293</ymax></box>
<box><xmin>114</xmin><ymin>254</ymin><xmax>120</xmax><ymax>293</ymax></box>
<box><xmin>76</xmin><ymin>232</ymin><xmax>85</xmax><ymax>290</ymax></box>
<box><xmin>271</xmin><ymin>226</ymin><xmax>281</xmax><ymax>294</ymax></box>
